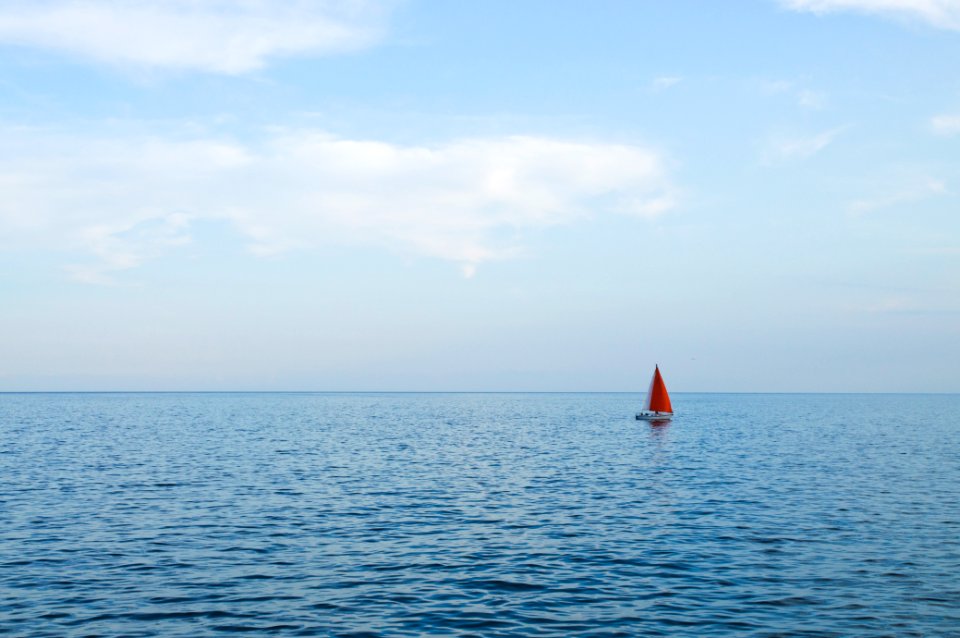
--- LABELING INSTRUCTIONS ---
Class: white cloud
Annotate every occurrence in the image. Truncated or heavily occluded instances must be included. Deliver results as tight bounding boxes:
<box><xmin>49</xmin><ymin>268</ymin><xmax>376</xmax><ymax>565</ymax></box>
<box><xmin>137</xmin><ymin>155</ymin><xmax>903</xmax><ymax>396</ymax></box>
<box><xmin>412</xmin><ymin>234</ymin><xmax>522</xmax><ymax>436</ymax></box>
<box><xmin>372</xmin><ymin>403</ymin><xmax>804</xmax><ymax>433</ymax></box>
<box><xmin>0</xmin><ymin>0</ymin><xmax>388</xmax><ymax>73</ymax></box>
<box><xmin>0</xmin><ymin>126</ymin><xmax>675</xmax><ymax>282</ymax></box>
<box><xmin>782</xmin><ymin>0</ymin><xmax>960</xmax><ymax>31</ymax></box>
<box><xmin>766</xmin><ymin>127</ymin><xmax>844</xmax><ymax>161</ymax></box>
<box><xmin>931</xmin><ymin>114</ymin><xmax>960</xmax><ymax>135</ymax></box>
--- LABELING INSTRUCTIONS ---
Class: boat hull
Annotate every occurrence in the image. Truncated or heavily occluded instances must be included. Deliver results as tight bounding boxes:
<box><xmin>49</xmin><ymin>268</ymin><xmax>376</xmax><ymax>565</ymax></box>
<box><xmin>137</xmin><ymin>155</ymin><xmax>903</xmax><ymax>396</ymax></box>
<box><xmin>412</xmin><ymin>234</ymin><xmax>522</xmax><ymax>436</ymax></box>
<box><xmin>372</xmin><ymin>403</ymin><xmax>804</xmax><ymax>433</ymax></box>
<box><xmin>635</xmin><ymin>412</ymin><xmax>673</xmax><ymax>421</ymax></box>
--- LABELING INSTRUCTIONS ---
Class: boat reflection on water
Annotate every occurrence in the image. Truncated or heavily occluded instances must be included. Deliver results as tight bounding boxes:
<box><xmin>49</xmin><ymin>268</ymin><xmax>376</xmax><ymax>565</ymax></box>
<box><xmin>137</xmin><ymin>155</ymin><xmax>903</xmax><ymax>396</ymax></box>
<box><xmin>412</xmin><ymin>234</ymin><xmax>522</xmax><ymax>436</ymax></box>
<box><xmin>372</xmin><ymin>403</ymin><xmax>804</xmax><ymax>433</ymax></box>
<box><xmin>647</xmin><ymin>418</ymin><xmax>671</xmax><ymax>440</ymax></box>
<box><xmin>646</xmin><ymin>417</ymin><xmax>671</xmax><ymax>451</ymax></box>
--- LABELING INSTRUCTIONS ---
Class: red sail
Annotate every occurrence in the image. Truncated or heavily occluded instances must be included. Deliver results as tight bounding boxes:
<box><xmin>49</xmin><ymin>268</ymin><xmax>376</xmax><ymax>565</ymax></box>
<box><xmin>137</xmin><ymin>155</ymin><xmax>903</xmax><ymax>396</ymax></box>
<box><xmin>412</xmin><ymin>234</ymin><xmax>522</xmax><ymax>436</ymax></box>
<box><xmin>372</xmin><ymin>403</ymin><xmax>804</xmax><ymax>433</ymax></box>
<box><xmin>644</xmin><ymin>365</ymin><xmax>673</xmax><ymax>413</ymax></box>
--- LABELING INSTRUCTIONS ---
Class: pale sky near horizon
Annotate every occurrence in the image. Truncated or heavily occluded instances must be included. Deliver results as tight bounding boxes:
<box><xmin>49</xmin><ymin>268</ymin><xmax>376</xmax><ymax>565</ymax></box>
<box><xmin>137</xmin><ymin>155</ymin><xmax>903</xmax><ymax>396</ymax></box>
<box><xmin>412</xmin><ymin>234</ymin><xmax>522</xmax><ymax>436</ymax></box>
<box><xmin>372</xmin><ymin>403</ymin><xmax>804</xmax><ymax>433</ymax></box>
<box><xmin>1</xmin><ymin>0</ymin><xmax>958</xmax><ymax>392</ymax></box>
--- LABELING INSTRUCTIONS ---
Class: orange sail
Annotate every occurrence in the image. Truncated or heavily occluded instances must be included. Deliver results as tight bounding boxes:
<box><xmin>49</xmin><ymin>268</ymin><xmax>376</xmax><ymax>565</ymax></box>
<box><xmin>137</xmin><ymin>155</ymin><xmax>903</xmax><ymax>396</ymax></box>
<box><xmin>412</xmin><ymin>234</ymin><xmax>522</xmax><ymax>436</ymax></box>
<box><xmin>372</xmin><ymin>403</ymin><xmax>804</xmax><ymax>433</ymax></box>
<box><xmin>643</xmin><ymin>365</ymin><xmax>673</xmax><ymax>413</ymax></box>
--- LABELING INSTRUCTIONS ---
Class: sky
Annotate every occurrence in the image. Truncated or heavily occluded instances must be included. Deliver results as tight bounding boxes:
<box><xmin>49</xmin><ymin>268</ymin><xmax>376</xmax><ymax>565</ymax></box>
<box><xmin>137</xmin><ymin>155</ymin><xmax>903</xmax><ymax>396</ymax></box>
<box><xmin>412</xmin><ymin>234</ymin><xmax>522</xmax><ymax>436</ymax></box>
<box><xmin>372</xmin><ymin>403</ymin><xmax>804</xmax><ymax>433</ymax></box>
<box><xmin>0</xmin><ymin>0</ymin><xmax>958</xmax><ymax>392</ymax></box>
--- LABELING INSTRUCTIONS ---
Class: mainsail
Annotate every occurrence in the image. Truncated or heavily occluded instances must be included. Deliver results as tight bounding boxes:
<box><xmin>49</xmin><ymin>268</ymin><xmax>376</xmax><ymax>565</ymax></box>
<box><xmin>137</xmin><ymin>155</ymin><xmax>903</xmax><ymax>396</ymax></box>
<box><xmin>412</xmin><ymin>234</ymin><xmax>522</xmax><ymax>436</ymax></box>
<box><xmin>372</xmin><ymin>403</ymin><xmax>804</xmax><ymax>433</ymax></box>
<box><xmin>643</xmin><ymin>365</ymin><xmax>673</xmax><ymax>413</ymax></box>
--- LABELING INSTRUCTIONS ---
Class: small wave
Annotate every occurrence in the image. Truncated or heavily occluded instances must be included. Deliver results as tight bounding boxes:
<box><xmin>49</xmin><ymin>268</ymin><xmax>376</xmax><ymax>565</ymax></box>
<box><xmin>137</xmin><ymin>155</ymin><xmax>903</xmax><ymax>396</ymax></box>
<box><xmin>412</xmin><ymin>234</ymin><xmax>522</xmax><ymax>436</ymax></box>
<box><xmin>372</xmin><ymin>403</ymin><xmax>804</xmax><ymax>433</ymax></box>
<box><xmin>461</xmin><ymin>578</ymin><xmax>547</xmax><ymax>592</ymax></box>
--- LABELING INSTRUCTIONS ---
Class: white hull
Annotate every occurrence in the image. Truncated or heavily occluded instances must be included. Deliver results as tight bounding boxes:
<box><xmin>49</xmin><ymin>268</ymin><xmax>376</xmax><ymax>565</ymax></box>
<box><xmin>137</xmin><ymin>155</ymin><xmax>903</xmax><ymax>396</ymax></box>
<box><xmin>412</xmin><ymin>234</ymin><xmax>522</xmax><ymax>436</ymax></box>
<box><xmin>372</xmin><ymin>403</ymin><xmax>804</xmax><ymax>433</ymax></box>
<box><xmin>635</xmin><ymin>412</ymin><xmax>672</xmax><ymax>421</ymax></box>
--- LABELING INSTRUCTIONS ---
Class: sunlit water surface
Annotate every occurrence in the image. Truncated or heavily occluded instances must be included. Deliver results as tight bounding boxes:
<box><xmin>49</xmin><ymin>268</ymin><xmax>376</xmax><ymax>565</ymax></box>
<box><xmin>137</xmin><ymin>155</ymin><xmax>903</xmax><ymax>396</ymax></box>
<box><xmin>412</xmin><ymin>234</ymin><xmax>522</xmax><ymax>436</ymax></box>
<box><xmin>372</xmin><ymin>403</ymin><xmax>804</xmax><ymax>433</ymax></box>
<box><xmin>2</xmin><ymin>393</ymin><xmax>959</xmax><ymax>637</ymax></box>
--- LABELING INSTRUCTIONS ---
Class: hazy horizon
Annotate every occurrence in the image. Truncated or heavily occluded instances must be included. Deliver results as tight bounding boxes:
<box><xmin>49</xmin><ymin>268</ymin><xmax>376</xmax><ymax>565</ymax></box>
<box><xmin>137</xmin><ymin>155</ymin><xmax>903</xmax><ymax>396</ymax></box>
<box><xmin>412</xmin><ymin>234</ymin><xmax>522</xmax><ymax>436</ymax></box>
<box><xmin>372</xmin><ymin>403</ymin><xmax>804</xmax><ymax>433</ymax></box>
<box><xmin>2</xmin><ymin>1</ymin><xmax>958</xmax><ymax>393</ymax></box>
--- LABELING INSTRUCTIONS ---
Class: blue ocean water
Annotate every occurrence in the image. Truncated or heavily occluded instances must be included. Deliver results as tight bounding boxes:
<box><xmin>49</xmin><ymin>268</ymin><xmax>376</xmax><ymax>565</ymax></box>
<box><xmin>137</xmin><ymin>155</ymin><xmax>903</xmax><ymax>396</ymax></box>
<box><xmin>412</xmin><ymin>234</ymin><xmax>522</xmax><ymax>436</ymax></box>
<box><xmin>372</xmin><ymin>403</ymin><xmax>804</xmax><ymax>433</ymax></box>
<box><xmin>1</xmin><ymin>392</ymin><xmax>958</xmax><ymax>637</ymax></box>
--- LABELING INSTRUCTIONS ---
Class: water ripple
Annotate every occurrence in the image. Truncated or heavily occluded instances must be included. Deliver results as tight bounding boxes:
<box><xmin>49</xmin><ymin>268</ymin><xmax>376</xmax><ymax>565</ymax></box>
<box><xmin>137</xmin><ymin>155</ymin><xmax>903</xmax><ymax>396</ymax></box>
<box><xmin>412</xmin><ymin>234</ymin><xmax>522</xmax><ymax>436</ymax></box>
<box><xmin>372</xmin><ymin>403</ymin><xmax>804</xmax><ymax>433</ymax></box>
<box><xmin>1</xmin><ymin>392</ymin><xmax>959</xmax><ymax>636</ymax></box>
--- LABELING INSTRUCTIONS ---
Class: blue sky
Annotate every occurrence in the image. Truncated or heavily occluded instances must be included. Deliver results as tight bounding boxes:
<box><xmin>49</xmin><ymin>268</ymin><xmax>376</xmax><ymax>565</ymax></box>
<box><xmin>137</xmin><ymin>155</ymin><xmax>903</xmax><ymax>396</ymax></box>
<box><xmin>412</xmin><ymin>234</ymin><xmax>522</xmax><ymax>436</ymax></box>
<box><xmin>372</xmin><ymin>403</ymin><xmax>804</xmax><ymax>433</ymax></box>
<box><xmin>1</xmin><ymin>0</ymin><xmax>958</xmax><ymax>392</ymax></box>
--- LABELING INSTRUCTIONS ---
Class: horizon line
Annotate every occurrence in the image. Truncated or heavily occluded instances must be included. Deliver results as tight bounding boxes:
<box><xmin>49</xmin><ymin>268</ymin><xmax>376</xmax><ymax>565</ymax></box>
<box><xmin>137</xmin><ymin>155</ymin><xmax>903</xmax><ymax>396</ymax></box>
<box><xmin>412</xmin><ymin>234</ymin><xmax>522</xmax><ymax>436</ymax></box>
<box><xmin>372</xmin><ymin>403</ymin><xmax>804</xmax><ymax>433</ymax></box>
<box><xmin>1</xmin><ymin>390</ymin><xmax>958</xmax><ymax>395</ymax></box>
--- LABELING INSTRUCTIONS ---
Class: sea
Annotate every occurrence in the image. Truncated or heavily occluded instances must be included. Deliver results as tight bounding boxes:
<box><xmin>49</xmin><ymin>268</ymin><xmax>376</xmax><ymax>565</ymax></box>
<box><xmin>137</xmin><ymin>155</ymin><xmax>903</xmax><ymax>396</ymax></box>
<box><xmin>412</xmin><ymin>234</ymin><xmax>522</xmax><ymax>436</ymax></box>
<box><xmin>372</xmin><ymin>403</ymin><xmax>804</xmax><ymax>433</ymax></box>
<box><xmin>1</xmin><ymin>392</ymin><xmax>958</xmax><ymax>637</ymax></box>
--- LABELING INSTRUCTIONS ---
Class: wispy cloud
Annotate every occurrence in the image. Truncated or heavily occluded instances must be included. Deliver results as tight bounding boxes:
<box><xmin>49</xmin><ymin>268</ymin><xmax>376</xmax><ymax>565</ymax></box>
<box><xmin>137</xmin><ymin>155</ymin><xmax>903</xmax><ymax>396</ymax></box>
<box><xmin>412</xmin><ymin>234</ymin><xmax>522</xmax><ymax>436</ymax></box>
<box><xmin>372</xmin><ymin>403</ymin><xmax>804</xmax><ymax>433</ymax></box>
<box><xmin>798</xmin><ymin>89</ymin><xmax>827</xmax><ymax>110</ymax></box>
<box><xmin>0</xmin><ymin>0</ymin><xmax>389</xmax><ymax>74</ymax></box>
<box><xmin>782</xmin><ymin>0</ymin><xmax>960</xmax><ymax>31</ymax></box>
<box><xmin>650</xmin><ymin>76</ymin><xmax>682</xmax><ymax>92</ymax></box>
<box><xmin>845</xmin><ymin>295</ymin><xmax>960</xmax><ymax>316</ymax></box>
<box><xmin>849</xmin><ymin>175</ymin><xmax>948</xmax><ymax>214</ymax></box>
<box><xmin>0</xmin><ymin>126</ymin><xmax>676</xmax><ymax>282</ymax></box>
<box><xmin>765</xmin><ymin>127</ymin><xmax>844</xmax><ymax>162</ymax></box>
<box><xmin>65</xmin><ymin>214</ymin><xmax>192</xmax><ymax>284</ymax></box>
<box><xmin>763</xmin><ymin>80</ymin><xmax>827</xmax><ymax>110</ymax></box>
<box><xmin>931</xmin><ymin>113</ymin><xmax>960</xmax><ymax>136</ymax></box>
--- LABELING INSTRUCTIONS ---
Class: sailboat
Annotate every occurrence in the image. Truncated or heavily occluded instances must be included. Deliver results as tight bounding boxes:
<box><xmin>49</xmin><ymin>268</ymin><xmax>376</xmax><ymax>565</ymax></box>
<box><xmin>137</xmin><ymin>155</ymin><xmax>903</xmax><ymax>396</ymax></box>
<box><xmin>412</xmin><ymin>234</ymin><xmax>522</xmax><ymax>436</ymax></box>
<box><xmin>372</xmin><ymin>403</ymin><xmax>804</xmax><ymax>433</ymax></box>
<box><xmin>636</xmin><ymin>365</ymin><xmax>673</xmax><ymax>420</ymax></box>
